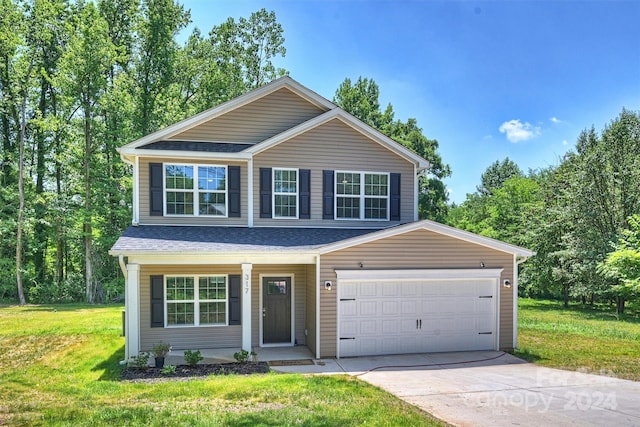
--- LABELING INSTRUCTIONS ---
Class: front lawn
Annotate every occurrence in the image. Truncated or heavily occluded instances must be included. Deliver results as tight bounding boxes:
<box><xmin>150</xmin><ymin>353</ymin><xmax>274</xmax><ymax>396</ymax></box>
<box><xmin>0</xmin><ymin>304</ymin><xmax>445</xmax><ymax>426</ymax></box>
<box><xmin>515</xmin><ymin>298</ymin><xmax>640</xmax><ymax>381</ymax></box>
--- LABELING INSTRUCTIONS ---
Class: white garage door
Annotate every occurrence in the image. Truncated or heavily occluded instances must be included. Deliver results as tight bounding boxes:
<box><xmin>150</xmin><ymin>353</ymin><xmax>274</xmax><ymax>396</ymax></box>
<box><xmin>337</xmin><ymin>270</ymin><xmax>500</xmax><ymax>358</ymax></box>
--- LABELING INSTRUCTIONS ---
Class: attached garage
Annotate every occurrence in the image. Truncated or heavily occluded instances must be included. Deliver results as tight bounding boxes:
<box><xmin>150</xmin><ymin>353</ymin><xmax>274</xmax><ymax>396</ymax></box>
<box><xmin>336</xmin><ymin>269</ymin><xmax>502</xmax><ymax>357</ymax></box>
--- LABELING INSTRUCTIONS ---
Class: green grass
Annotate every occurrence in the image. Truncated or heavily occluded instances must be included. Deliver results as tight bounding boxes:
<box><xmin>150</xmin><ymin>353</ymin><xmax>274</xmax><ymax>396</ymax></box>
<box><xmin>0</xmin><ymin>305</ymin><xmax>445</xmax><ymax>426</ymax></box>
<box><xmin>514</xmin><ymin>298</ymin><xmax>640</xmax><ymax>381</ymax></box>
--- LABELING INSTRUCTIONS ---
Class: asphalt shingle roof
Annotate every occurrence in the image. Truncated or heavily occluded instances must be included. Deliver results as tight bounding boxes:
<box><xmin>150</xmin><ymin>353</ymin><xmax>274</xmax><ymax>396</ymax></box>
<box><xmin>111</xmin><ymin>225</ymin><xmax>380</xmax><ymax>253</ymax></box>
<box><xmin>139</xmin><ymin>140</ymin><xmax>253</xmax><ymax>153</ymax></box>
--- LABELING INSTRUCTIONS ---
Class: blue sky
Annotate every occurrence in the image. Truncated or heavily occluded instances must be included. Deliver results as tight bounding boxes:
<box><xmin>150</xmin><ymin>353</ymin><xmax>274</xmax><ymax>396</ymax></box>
<box><xmin>181</xmin><ymin>0</ymin><xmax>640</xmax><ymax>204</ymax></box>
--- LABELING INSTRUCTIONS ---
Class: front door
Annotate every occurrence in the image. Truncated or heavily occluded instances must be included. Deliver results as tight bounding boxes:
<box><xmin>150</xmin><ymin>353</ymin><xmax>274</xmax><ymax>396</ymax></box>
<box><xmin>262</xmin><ymin>277</ymin><xmax>292</xmax><ymax>344</ymax></box>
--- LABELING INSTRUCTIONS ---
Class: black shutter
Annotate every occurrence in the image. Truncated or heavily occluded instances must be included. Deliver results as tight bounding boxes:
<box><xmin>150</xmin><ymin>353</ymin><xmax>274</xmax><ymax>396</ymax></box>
<box><xmin>259</xmin><ymin>168</ymin><xmax>272</xmax><ymax>218</ymax></box>
<box><xmin>299</xmin><ymin>169</ymin><xmax>311</xmax><ymax>219</ymax></box>
<box><xmin>149</xmin><ymin>163</ymin><xmax>163</xmax><ymax>216</ymax></box>
<box><xmin>228</xmin><ymin>274</ymin><xmax>241</xmax><ymax>325</ymax></box>
<box><xmin>228</xmin><ymin>165</ymin><xmax>241</xmax><ymax>217</ymax></box>
<box><xmin>322</xmin><ymin>170</ymin><xmax>334</xmax><ymax>219</ymax></box>
<box><xmin>390</xmin><ymin>173</ymin><xmax>401</xmax><ymax>221</ymax></box>
<box><xmin>150</xmin><ymin>275</ymin><xmax>164</xmax><ymax>328</ymax></box>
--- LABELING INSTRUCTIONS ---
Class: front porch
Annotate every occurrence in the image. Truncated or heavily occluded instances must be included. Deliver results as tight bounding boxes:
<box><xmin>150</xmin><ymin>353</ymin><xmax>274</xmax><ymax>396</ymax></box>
<box><xmin>165</xmin><ymin>345</ymin><xmax>315</xmax><ymax>365</ymax></box>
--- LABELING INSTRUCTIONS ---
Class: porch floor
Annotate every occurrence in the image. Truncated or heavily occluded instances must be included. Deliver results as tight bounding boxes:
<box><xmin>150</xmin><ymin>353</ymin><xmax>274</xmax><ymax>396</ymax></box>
<box><xmin>165</xmin><ymin>345</ymin><xmax>314</xmax><ymax>365</ymax></box>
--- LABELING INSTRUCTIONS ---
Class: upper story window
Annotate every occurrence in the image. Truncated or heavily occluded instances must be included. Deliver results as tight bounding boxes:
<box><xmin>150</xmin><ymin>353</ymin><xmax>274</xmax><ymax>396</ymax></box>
<box><xmin>165</xmin><ymin>275</ymin><xmax>227</xmax><ymax>327</ymax></box>
<box><xmin>164</xmin><ymin>164</ymin><xmax>227</xmax><ymax>216</ymax></box>
<box><xmin>273</xmin><ymin>168</ymin><xmax>298</xmax><ymax>218</ymax></box>
<box><xmin>336</xmin><ymin>171</ymin><xmax>389</xmax><ymax>220</ymax></box>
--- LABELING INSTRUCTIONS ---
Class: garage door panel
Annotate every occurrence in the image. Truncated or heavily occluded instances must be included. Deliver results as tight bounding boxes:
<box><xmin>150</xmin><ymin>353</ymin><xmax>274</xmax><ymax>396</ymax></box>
<box><xmin>339</xmin><ymin>277</ymin><xmax>498</xmax><ymax>357</ymax></box>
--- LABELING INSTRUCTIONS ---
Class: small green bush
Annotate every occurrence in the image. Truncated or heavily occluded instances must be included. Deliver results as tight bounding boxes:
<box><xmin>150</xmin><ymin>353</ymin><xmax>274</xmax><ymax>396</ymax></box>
<box><xmin>184</xmin><ymin>349</ymin><xmax>203</xmax><ymax>366</ymax></box>
<box><xmin>129</xmin><ymin>352</ymin><xmax>150</xmax><ymax>368</ymax></box>
<box><xmin>233</xmin><ymin>349</ymin><xmax>257</xmax><ymax>363</ymax></box>
<box><xmin>161</xmin><ymin>364</ymin><xmax>176</xmax><ymax>375</ymax></box>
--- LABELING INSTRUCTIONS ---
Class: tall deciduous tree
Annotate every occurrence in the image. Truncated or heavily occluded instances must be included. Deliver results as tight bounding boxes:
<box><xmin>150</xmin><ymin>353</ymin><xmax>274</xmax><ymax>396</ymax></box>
<box><xmin>57</xmin><ymin>1</ymin><xmax>116</xmax><ymax>303</ymax></box>
<box><xmin>476</xmin><ymin>157</ymin><xmax>523</xmax><ymax>196</ymax></box>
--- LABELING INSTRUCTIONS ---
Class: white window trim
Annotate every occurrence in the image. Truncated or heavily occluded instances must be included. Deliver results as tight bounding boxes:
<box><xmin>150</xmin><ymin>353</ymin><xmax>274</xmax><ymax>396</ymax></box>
<box><xmin>334</xmin><ymin>170</ymin><xmax>390</xmax><ymax>221</ymax></box>
<box><xmin>272</xmin><ymin>167</ymin><xmax>299</xmax><ymax>219</ymax></box>
<box><xmin>163</xmin><ymin>163</ymin><xmax>229</xmax><ymax>218</ymax></box>
<box><xmin>164</xmin><ymin>274</ymin><xmax>229</xmax><ymax>328</ymax></box>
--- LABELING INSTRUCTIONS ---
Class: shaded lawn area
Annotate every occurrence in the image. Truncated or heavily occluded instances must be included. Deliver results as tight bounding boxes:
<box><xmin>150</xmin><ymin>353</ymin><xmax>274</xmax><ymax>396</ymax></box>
<box><xmin>515</xmin><ymin>298</ymin><xmax>640</xmax><ymax>381</ymax></box>
<box><xmin>0</xmin><ymin>304</ymin><xmax>446</xmax><ymax>426</ymax></box>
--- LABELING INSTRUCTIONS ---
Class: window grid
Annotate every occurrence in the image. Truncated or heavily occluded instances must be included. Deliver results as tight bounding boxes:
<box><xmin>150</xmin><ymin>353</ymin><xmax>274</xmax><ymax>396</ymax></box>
<box><xmin>164</xmin><ymin>164</ymin><xmax>227</xmax><ymax>217</ymax></box>
<box><xmin>336</xmin><ymin>171</ymin><xmax>389</xmax><ymax>220</ymax></box>
<box><xmin>165</xmin><ymin>275</ymin><xmax>227</xmax><ymax>327</ymax></box>
<box><xmin>273</xmin><ymin>168</ymin><xmax>298</xmax><ymax>218</ymax></box>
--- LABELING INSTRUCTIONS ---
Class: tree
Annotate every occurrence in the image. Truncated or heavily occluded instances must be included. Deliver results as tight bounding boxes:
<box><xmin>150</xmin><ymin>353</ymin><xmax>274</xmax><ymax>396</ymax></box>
<box><xmin>476</xmin><ymin>157</ymin><xmax>523</xmax><ymax>196</ymax></box>
<box><xmin>57</xmin><ymin>1</ymin><xmax>116</xmax><ymax>303</ymax></box>
<box><xmin>599</xmin><ymin>215</ymin><xmax>640</xmax><ymax>303</ymax></box>
<box><xmin>333</xmin><ymin>76</ymin><xmax>451</xmax><ymax>221</ymax></box>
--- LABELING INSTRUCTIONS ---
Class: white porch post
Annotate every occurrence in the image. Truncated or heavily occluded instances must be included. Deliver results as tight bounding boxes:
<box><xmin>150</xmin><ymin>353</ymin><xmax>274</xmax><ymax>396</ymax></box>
<box><xmin>241</xmin><ymin>263</ymin><xmax>253</xmax><ymax>351</ymax></box>
<box><xmin>125</xmin><ymin>263</ymin><xmax>140</xmax><ymax>361</ymax></box>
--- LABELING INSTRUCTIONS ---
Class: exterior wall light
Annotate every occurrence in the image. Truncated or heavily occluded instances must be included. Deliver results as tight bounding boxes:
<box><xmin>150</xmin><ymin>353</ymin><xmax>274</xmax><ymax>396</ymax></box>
<box><xmin>324</xmin><ymin>280</ymin><xmax>332</xmax><ymax>291</ymax></box>
<box><xmin>503</xmin><ymin>279</ymin><xmax>512</xmax><ymax>288</ymax></box>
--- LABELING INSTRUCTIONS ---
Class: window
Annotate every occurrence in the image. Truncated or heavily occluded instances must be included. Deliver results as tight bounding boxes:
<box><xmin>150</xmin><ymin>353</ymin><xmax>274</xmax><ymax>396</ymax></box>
<box><xmin>165</xmin><ymin>275</ymin><xmax>227</xmax><ymax>327</ymax></box>
<box><xmin>165</xmin><ymin>164</ymin><xmax>227</xmax><ymax>216</ymax></box>
<box><xmin>336</xmin><ymin>171</ymin><xmax>389</xmax><ymax>220</ymax></box>
<box><xmin>273</xmin><ymin>168</ymin><xmax>298</xmax><ymax>218</ymax></box>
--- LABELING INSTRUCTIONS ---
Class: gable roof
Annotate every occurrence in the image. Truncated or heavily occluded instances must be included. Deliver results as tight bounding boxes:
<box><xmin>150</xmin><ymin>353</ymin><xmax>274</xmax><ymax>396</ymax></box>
<box><xmin>319</xmin><ymin>219</ymin><xmax>535</xmax><ymax>258</ymax></box>
<box><xmin>118</xmin><ymin>76</ymin><xmax>335</xmax><ymax>158</ymax></box>
<box><xmin>110</xmin><ymin>221</ymin><xmax>534</xmax><ymax>259</ymax></box>
<box><xmin>245</xmin><ymin>108</ymin><xmax>429</xmax><ymax>168</ymax></box>
<box><xmin>117</xmin><ymin>76</ymin><xmax>430</xmax><ymax>169</ymax></box>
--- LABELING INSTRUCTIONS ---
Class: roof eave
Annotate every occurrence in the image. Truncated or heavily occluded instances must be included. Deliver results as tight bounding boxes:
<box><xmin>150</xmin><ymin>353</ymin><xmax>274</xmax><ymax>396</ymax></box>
<box><xmin>117</xmin><ymin>148</ymin><xmax>252</xmax><ymax>161</ymax></box>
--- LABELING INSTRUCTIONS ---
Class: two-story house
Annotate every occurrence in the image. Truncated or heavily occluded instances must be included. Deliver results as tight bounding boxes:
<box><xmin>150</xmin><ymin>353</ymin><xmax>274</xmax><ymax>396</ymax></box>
<box><xmin>110</xmin><ymin>76</ymin><xmax>533</xmax><ymax>362</ymax></box>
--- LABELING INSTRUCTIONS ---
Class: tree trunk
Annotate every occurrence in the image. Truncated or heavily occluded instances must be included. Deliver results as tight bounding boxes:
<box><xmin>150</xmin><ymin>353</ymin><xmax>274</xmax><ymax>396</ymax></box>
<box><xmin>562</xmin><ymin>284</ymin><xmax>569</xmax><ymax>308</ymax></box>
<box><xmin>15</xmin><ymin>65</ymin><xmax>32</xmax><ymax>306</ymax></box>
<box><xmin>84</xmin><ymin>104</ymin><xmax>94</xmax><ymax>303</ymax></box>
<box><xmin>616</xmin><ymin>297</ymin><xmax>625</xmax><ymax>315</ymax></box>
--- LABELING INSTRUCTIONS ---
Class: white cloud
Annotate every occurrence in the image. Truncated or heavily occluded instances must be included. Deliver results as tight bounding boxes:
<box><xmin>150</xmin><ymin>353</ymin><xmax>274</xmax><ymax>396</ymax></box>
<box><xmin>550</xmin><ymin>116</ymin><xmax>562</xmax><ymax>124</ymax></box>
<box><xmin>498</xmin><ymin>119</ymin><xmax>541</xmax><ymax>143</ymax></box>
<box><xmin>562</xmin><ymin>139</ymin><xmax>568</xmax><ymax>146</ymax></box>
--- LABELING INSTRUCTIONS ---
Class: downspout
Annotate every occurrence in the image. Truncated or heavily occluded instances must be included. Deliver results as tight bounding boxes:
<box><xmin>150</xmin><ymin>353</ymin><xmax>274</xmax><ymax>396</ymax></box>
<box><xmin>315</xmin><ymin>255</ymin><xmax>321</xmax><ymax>360</ymax></box>
<box><xmin>247</xmin><ymin>157</ymin><xmax>254</xmax><ymax>227</ymax></box>
<box><xmin>132</xmin><ymin>156</ymin><xmax>139</xmax><ymax>225</ymax></box>
<box><xmin>513</xmin><ymin>255</ymin><xmax>529</xmax><ymax>349</ymax></box>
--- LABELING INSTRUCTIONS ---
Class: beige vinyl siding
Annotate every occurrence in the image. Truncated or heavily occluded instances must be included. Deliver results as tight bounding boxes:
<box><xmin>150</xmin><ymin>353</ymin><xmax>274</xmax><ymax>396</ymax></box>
<box><xmin>251</xmin><ymin>265</ymin><xmax>307</xmax><ymax>347</ymax></box>
<box><xmin>138</xmin><ymin>157</ymin><xmax>247</xmax><ymax>226</ymax></box>
<box><xmin>139</xmin><ymin>265</ymin><xmax>242</xmax><ymax>352</ymax></box>
<box><xmin>169</xmin><ymin>88</ymin><xmax>326</xmax><ymax>143</ymax></box>
<box><xmin>305</xmin><ymin>264</ymin><xmax>317</xmax><ymax>355</ymax></box>
<box><xmin>253</xmin><ymin>118</ymin><xmax>416</xmax><ymax>227</ymax></box>
<box><xmin>318</xmin><ymin>229</ymin><xmax>515</xmax><ymax>357</ymax></box>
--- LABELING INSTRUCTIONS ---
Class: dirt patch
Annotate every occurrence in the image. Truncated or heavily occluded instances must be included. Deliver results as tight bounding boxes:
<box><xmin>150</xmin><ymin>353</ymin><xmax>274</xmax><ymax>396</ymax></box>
<box><xmin>121</xmin><ymin>362</ymin><xmax>270</xmax><ymax>382</ymax></box>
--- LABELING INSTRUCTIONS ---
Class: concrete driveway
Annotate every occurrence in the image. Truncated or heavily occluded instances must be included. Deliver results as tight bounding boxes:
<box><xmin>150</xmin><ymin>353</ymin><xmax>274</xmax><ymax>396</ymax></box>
<box><xmin>271</xmin><ymin>351</ymin><xmax>640</xmax><ymax>426</ymax></box>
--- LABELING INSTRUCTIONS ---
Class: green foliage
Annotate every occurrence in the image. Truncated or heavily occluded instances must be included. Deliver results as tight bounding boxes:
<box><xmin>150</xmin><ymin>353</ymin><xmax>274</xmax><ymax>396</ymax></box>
<box><xmin>183</xmin><ymin>349</ymin><xmax>203</xmax><ymax>366</ymax></box>
<box><xmin>333</xmin><ymin>76</ymin><xmax>451</xmax><ymax>221</ymax></box>
<box><xmin>449</xmin><ymin>110</ymin><xmax>640</xmax><ymax>311</ymax></box>
<box><xmin>160</xmin><ymin>364</ymin><xmax>176</xmax><ymax>375</ymax></box>
<box><xmin>152</xmin><ymin>341</ymin><xmax>171</xmax><ymax>358</ymax></box>
<box><xmin>599</xmin><ymin>215</ymin><xmax>640</xmax><ymax>299</ymax></box>
<box><xmin>129</xmin><ymin>352</ymin><xmax>150</xmax><ymax>368</ymax></box>
<box><xmin>0</xmin><ymin>2</ymin><xmax>289</xmax><ymax>304</ymax></box>
<box><xmin>233</xmin><ymin>349</ymin><xmax>256</xmax><ymax>363</ymax></box>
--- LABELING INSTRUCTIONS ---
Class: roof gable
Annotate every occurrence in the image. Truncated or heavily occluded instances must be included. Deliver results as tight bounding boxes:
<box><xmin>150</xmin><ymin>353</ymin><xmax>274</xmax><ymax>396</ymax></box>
<box><xmin>319</xmin><ymin>219</ymin><xmax>535</xmax><ymax>257</ymax></box>
<box><xmin>118</xmin><ymin>76</ymin><xmax>335</xmax><ymax>155</ymax></box>
<box><xmin>247</xmin><ymin>109</ymin><xmax>430</xmax><ymax>168</ymax></box>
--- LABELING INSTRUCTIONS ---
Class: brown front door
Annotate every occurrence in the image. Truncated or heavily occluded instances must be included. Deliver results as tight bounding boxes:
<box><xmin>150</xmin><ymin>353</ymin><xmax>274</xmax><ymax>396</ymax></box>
<box><xmin>262</xmin><ymin>277</ymin><xmax>292</xmax><ymax>344</ymax></box>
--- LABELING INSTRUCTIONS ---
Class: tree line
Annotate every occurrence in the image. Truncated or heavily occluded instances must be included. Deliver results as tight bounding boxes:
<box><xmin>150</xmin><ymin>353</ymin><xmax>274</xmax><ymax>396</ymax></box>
<box><xmin>3</xmin><ymin>1</ymin><xmax>637</xmax><ymax>313</ymax></box>
<box><xmin>1</xmin><ymin>0</ymin><xmax>288</xmax><ymax>303</ymax></box>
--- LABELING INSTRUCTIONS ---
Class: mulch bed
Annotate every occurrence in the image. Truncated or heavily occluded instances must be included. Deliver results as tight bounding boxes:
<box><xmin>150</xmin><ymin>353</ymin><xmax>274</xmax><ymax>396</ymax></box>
<box><xmin>121</xmin><ymin>362</ymin><xmax>270</xmax><ymax>382</ymax></box>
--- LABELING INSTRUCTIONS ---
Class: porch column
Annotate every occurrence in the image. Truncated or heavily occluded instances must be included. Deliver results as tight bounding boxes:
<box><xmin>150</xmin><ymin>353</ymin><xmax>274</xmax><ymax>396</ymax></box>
<box><xmin>241</xmin><ymin>263</ymin><xmax>253</xmax><ymax>351</ymax></box>
<box><xmin>125</xmin><ymin>263</ymin><xmax>140</xmax><ymax>361</ymax></box>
